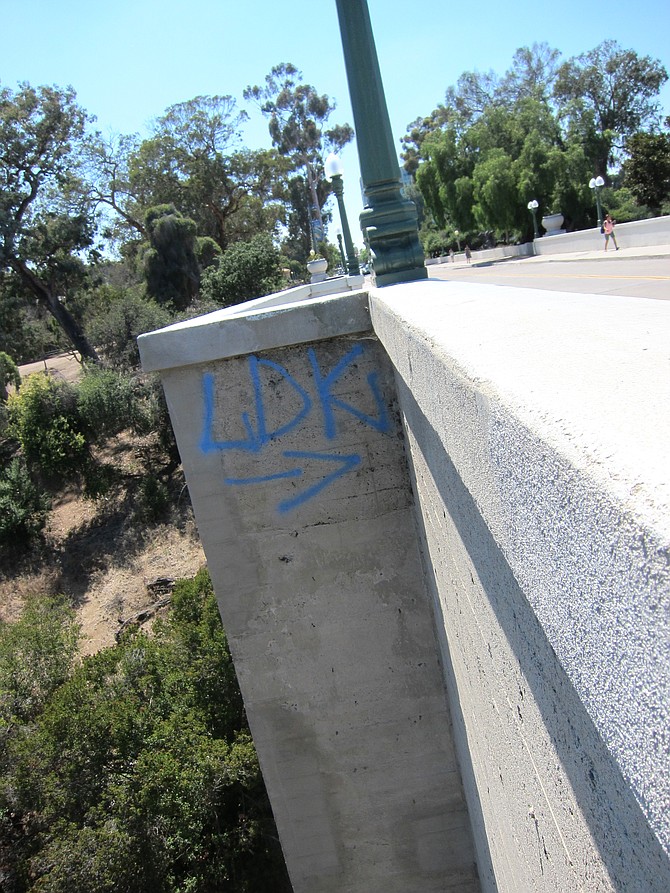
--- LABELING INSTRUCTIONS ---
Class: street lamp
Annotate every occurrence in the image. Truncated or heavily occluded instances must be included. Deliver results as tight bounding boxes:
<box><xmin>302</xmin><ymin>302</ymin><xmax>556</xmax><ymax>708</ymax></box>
<box><xmin>324</xmin><ymin>152</ymin><xmax>360</xmax><ymax>276</ymax></box>
<box><xmin>335</xmin><ymin>228</ymin><xmax>346</xmax><ymax>272</ymax></box>
<box><xmin>454</xmin><ymin>230</ymin><xmax>461</xmax><ymax>251</ymax></box>
<box><xmin>589</xmin><ymin>176</ymin><xmax>605</xmax><ymax>229</ymax></box>
<box><xmin>527</xmin><ymin>199</ymin><xmax>540</xmax><ymax>239</ymax></box>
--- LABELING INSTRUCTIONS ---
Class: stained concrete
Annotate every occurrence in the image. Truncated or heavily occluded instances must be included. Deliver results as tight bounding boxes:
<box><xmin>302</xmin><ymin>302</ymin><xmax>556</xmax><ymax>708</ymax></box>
<box><xmin>140</xmin><ymin>309</ymin><xmax>480</xmax><ymax>892</ymax></box>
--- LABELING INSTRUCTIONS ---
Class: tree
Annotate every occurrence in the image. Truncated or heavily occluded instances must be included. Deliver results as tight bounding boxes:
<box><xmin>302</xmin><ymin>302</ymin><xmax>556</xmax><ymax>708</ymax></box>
<box><xmin>129</xmin><ymin>97</ymin><xmax>285</xmax><ymax>251</ymax></box>
<box><xmin>0</xmin><ymin>84</ymin><xmax>100</xmax><ymax>361</ymax></box>
<box><xmin>244</xmin><ymin>63</ymin><xmax>354</xmax><ymax>260</ymax></box>
<box><xmin>141</xmin><ymin>205</ymin><xmax>200</xmax><ymax>311</ymax></box>
<box><xmin>0</xmin><ymin>570</ymin><xmax>291</xmax><ymax>892</ymax></box>
<box><xmin>554</xmin><ymin>41</ymin><xmax>668</xmax><ymax>176</ymax></box>
<box><xmin>624</xmin><ymin>128</ymin><xmax>670</xmax><ymax>213</ymax></box>
<box><xmin>499</xmin><ymin>43</ymin><xmax>561</xmax><ymax>105</ymax></box>
<box><xmin>200</xmin><ymin>233</ymin><xmax>287</xmax><ymax>308</ymax></box>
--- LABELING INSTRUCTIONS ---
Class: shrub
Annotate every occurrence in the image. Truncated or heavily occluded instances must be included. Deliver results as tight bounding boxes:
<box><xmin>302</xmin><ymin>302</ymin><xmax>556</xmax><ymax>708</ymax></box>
<box><xmin>200</xmin><ymin>233</ymin><xmax>287</xmax><ymax>308</ymax></box>
<box><xmin>6</xmin><ymin>374</ymin><xmax>88</xmax><ymax>482</ymax></box>
<box><xmin>135</xmin><ymin>474</ymin><xmax>170</xmax><ymax>522</ymax></box>
<box><xmin>76</xmin><ymin>367</ymin><xmax>139</xmax><ymax>442</ymax></box>
<box><xmin>0</xmin><ymin>571</ymin><xmax>291</xmax><ymax>893</ymax></box>
<box><xmin>0</xmin><ymin>352</ymin><xmax>21</xmax><ymax>402</ymax></box>
<box><xmin>0</xmin><ymin>594</ymin><xmax>79</xmax><ymax>727</ymax></box>
<box><xmin>0</xmin><ymin>457</ymin><xmax>50</xmax><ymax>547</ymax></box>
<box><xmin>86</xmin><ymin>291</ymin><xmax>172</xmax><ymax>371</ymax></box>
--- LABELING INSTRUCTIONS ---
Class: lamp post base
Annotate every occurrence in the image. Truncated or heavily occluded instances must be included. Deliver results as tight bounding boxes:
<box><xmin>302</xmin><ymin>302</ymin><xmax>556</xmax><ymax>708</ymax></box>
<box><xmin>361</xmin><ymin>185</ymin><xmax>427</xmax><ymax>286</ymax></box>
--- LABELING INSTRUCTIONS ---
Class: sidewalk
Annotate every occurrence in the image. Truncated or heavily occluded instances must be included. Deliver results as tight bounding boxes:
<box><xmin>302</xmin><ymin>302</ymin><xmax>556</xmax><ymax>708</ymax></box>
<box><xmin>433</xmin><ymin>243</ymin><xmax>670</xmax><ymax>269</ymax></box>
<box><xmin>502</xmin><ymin>243</ymin><xmax>670</xmax><ymax>266</ymax></box>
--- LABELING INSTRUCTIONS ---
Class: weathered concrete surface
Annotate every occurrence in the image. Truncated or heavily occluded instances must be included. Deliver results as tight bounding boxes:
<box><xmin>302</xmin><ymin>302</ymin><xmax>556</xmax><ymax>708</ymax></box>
<box><xmin>370</xmin><ymin>279</ymin><xmax>670</xmax><ymax>892</ymax></box>
<box><xmin>139</xmin><ymin>298</ymin><xmax>480</xmax><ymax>892</ymax></box>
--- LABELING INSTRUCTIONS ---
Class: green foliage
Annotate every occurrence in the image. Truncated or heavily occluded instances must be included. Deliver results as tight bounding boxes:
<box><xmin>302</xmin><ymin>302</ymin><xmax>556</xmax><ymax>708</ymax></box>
<box><xmin>5</xmin><ymin>366</ymin><xmax>175</xmax><ymax>501</ymax></box>
<box><xmin>602</xmin><ymin>185</ymin><xmax>652</xmax><ymax>224</ymax></box>
<box><xmin>244</xmin><ymin>64</ymin><xmax>354</xmax><ymax>260</ymax></box>
<box><xmin>0</xmin><ymin>570</ymin><xmax>291</xmax><ymax>893</ymax></box>
<box><xmin>0</xmin><ymin>352</ymin><xmax>21</xmax><ymax>402</ymax></box>
<box><xmin>200</xmin><ymin>233</ymin><xmax>287</xmax><ymax>307</ymax></box>
<box><xmin>142</xmin><ymin>205</ymin><xmax>201</xmax><ymax>312</ymax></box>
<box><xmin>0</xmin><ymin>458</ymin><xmax>50</xmax><ymax>547</ymax></box>
<box><xmin>624</xmin><ymin>130</ymin><xmax>670</xmax><ymax>213</ymax></box>
<box><xmin>0</xmin><ymin>83</ymin><xmax>100</xmax><ymax>361</ymax></box>
<box><xmin>76</xmin><ymin>367</ymin><xmax>140</xmax><ymax>442</ymax></box>
<box><xmin>134</xmin><ymin>474</ymin><xmax>171</xmax><ymax>522</ymax></box>
<box><xmin>0</xmin><ymin>286</ymin><xmax>61</xmax><ymax>365</ymax></box>
<box><xmin>7</xmin><ymin>375</ymin><xmax>87</xmax><ymax>482</ymax></box>
<box><xmin>554</xmin><ymin>40</ymin><xmax>668</xmax><ymax>173</ymax></box>
<box><xmin>0</xmin><ymin>594</ymin><xmax>79</xmax><ymax>729</ymax></box>
<box><xmin>410</xmin><ymin>42</ymin><xmax>668</xmax><ymax>240</ymax></box>
<box><xmin>86</xmin><ymin>291</ymin><xmax>172</xmax><ymax>371</ymax></box>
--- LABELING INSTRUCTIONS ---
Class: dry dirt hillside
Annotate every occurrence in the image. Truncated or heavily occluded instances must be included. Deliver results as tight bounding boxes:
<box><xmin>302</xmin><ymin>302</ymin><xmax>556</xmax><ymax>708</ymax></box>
<box><xmin>0</xmin><ymin>354</ymin><xmax>205</xmax><ymax>655</ymax></box>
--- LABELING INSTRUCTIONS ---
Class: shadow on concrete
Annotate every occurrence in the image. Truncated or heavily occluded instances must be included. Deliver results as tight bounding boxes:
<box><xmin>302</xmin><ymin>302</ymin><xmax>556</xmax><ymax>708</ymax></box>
<box><xmin>396</xmin><ymin>379</ymin><xmax>670</xmax><ymax>892</ymax></box>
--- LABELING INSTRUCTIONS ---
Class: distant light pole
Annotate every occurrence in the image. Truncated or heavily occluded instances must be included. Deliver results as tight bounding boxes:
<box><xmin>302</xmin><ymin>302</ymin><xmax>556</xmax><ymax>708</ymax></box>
<box><xmin>589</xmin><ymin>176</ymin><xmax>605</xmax><ymax>228</ymax></box>
<box><xmin>334</xmin><ymin>0</ymin><xmax>427</xmax><ymax>286</ymax></box>
<box><xmin>454</xmin><ymin>230</ymin><xmax>461</xmax><ymax>251</ymax></box>
<box><xmin>325</xmin><ymin>152</ymin><xmax>360</xmax><ymax>276</ymax></box>
<box><xmin>527</xmin><ymin>199</ymin><xmax>540</xmax><ymax>239</ymax></box>
<box><xmin>336</xmin><ymin>229</ymin><xmax>347</xmax><ymax>271</ymax></box>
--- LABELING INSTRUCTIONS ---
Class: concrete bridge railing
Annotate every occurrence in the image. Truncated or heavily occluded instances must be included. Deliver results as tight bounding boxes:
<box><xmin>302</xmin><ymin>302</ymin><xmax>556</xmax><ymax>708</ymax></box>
<box><xmin>425</xmin><ymin>213</ymin><xmax>670</xmax><ymax>264</ymax></box>
<box><xmin>139</xmin><ymin>275</ymin><xmax>670</xmax><ymax>892</ymax></box>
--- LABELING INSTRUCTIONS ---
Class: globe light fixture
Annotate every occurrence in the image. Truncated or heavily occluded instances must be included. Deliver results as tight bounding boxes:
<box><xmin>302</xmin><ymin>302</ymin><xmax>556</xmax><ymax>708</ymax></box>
<box><xmin>324</xmin><ymin>152</ymin><xmax>360</xmax><ymax>276</ymax></box>
<box><xmin>589</xmin><ymin>176</ymin><xmax>605</xmax><ymax>229</ymax></box>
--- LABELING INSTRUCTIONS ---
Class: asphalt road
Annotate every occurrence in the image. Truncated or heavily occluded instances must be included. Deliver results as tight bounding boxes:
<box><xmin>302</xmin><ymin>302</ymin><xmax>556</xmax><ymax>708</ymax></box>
<box><xmin>428</xmin><ymin>255</ymin><xmax>670</xmax><ymax>301</ymax></box>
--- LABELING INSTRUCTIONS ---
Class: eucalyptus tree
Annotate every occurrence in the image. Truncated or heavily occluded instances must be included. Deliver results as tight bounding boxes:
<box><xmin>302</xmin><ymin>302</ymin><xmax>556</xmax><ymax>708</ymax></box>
<box><xmin>554</xmin><ymin>40</ymin><xmax>668</xmax><ymax>176</ymax></box>
<box><xmin>0</xmin><ymin>83</ymin><xmax>100</xmax><ymax>361</ymax></box>
<box><xmin>244</xmin><ymin>63</ymin><xmax>354</xmax><ymax>259</ymax></box>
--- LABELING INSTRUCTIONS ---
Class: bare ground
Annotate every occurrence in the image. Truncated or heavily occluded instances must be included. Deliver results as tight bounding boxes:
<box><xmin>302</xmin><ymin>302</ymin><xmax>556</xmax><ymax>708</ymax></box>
<box><xmin>1</xmin><ymin>355</ymin><xmax>206</xmax><ymax>654</ymax></box>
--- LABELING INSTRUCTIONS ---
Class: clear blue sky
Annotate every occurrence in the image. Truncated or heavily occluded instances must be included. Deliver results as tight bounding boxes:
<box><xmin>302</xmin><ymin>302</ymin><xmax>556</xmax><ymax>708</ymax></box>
<box><xmin>2</xmin><ymin>0</ymin><xmax>669</xmax><ymax>247</ymax></box>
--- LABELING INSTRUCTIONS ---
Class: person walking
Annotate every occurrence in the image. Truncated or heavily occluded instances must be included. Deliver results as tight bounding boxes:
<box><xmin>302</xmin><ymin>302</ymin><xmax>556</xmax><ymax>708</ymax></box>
<box><xmin>603</xmin><ymin>214</ymin><xmax>619</xmax><ymax>251</ymax></box>
<box><xmin>464</xmin><ymin>245</ymin><xmax>471</xmax><ymax>264</ymax></box>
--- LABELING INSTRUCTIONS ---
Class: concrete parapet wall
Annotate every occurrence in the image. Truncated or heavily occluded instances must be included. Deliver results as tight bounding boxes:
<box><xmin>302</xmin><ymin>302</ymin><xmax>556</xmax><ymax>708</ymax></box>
<box><xmin>370</xmin><ymin>281</ymin><xmax>670</xmax><ymax>891</ymax></box>
<box><xmin>532</xmin><ymin>214</ymin><xmax>670</xmax><ymax>255</ymax></box>
<box><xmin>140</xmin><ymin>277</ymin><xmax>670</xmax><ymax>891</ymax></box>
<box><xmin>424</xmin><ymin>215</ymin><xmax>670</xmax><ymax>264</ymax></box>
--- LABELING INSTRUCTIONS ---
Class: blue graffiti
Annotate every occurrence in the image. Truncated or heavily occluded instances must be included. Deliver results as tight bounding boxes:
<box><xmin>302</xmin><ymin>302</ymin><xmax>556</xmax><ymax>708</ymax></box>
<box><xmin>200</xmin><ymin>356</ymin><xmax>311</xmax><ymax>454</ymax></box>
<box><xmin>224</xmin><ymin>450</ymin><xmax>361</xmax><ymax>514</ymax></box>
<box><xmin>308</xmin><ymin>343</ymin><xmax>390</xmax><ymax>438</ymax></box>
<box><xmin>200</xmin><ymin>343</ymin><xmax>391</xmax><ymax>511</ymax></box>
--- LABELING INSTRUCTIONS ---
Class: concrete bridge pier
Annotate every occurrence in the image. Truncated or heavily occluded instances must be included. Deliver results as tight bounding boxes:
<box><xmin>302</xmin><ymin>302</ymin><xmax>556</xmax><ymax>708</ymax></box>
<box><xmin>139</xmin><ymin>285</ymin><xmax>481</xmax><ymax>892</ymax></box>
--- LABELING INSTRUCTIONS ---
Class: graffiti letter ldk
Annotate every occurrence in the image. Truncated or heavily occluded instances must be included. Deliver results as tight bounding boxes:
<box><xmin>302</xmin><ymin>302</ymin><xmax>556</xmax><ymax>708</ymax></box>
<box><xmin>200</xmin><ymin>357</ymin><xmax>312</xmax><ymax>454</ymax></box>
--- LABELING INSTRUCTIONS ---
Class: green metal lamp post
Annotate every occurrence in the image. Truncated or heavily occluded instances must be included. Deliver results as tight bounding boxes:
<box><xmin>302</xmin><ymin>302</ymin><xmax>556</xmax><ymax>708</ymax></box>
<box><xmin>589</xmin><ymin>176</ymin><xmax>605</xmax><ymax>228</ymax></box>
<box><xmin>336</xmin><ymin>231</ymin><xmax>347</xmax><ymax>271</ymax></box>
<box><xmin>334</xmin><ymin>0</ymin><xmax>427</xmax><ymax>286</ymax></box>
<box><xmin>527</xmin><ymin>199</ymin><xmax>540</xmax><ymax>239</ymax></box>
<box><xmin>325</xmin><ymin>153</ymin><xmax>360</xmax><ymax>276</ymax></box>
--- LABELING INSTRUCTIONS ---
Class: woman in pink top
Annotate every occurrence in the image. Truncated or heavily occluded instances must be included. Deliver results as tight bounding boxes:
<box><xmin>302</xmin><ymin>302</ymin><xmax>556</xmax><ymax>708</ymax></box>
<box><xmin>603</xmin><ymin>214</ymin><xmax>619</xmax><ymax>251</ymax></box>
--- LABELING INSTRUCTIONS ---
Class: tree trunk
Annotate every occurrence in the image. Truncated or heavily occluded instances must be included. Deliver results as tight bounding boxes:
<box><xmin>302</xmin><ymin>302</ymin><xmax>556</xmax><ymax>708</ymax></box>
<box><xmin>10</xmin><ymin>259</ymin><xmax>100</xmax><ymax>363</ymax></box>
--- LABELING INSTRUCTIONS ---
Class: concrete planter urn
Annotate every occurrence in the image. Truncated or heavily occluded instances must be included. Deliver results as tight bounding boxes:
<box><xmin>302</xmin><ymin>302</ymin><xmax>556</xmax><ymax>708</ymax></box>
<box><xmin>307</xmin><ymin>256</ymin><xmax>328</xmax><ymax>283</ymax></box>
<box><xmin>541</xmin><ymin>212</ymin><xmax>565</xmax><ymax>236</ymax></box>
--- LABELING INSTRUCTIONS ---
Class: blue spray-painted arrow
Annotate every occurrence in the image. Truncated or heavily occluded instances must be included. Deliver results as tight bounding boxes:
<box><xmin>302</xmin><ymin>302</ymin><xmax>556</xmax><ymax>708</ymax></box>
<box><xmin>224</xmin><ymin>450</ymin><xmax>361</xmax><ymax>514</ymax></box>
